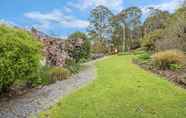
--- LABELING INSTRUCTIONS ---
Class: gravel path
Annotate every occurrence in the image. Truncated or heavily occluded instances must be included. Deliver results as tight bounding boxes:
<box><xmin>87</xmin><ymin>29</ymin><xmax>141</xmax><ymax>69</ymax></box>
<box><xmin>0</xmin><ymin>58</ymin><xmax>108</xmax><ymax>118</ymax></box>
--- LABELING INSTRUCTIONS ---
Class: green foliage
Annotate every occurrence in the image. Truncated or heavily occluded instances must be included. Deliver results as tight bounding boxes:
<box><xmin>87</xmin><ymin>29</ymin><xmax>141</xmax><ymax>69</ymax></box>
<box><xmin>141</xmin><ymin>29</ymin><xmax>163</xmax><ymax>51</ymax></box>
<box><xmin>157</xmin><ymin>7</ymin><xmax>186</xmax><ymax>51</ymax></box>
<box><xmin>0</xmin><ymin>24</ymin><xmax>42</xmax><ymax>92</ymax></box>
<box><xmin>67</xmin><ymin>32</ymin><xmax>91</xmax><ymax>63</ymax></box>
<box><xmin>30</xmin><ymin>66</ymin><xmax>52</xmax><ymax>86</ymax></box>
<box><xmin>143</xmin><ymin>8</ymin><xmax>170</xmax><ymax>33</ymax></box>
<box><xmin>91</xmin><ymin>40</ymin><xmax>108</xmax><ymax>54</ymax></box>
<box><xmin>112</xmin><ymin>7</ymin><xmax>142</xmax><ymax>51</ymax></box>
<box><xmin>88</xmin><ymin>5</ymin><xmax>113</xmax><ymax>41</ymax></box>
<box><xmin>81</xmin><ymin>39</ymin><xmax>91</xmax><ymax>60</ymax></box>
<box><xmin>169</xmin><ymin>64</ymin><xmax>184</xmax><ymax>71</ymax></box>
<box><xmin>137</xmin><ymin>52</ymin><xmax>151</xmax><ymax>60</ymax></box>
<box><xmin>64</xmin><ymin>59</ymin><xmax>80</xmax><ymax>74</ymax></box>
<box><xmin>152</xmin><ymin>49</ymin><xmax>186</xmax><ymax>70</ymax></box>
<box><xmin>68</xmin><ymin>31</ymin><xmax>87</xmax><ymax>40</ymax></box>
<box><xmin>49</xmin><ymin>67</ymin><xmax>70</xmax><ymax>81</ymax></box>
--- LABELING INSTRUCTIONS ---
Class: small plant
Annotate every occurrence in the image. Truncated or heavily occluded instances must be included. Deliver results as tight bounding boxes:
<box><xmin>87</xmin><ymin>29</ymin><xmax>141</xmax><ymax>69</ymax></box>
<box><xmin>29</xmin><ymin>66</ymin><xmax>52</xmax><ymax>87</ymax></box>
<box><xmin>169</xmin><ymin>64</ymin><xmax>184</xmax><ymax>71</ymax></box>
<box><xmin>64</xmin><ymin>59</ymin><xmax>80</xmax><ymax>74</ymax></box>
<box><xmin>152</xmin><ymin>49</ymin><xmax>186</xmax><ymax>70</ymax></box>
<box><xmin>137</xmin><ymin>52</ymin><xmax>151</xmax><ymax>60</ymax></box>
<box><xmin>49</xmin><ymin>67</ymin><xmax>70</xmax><ymax>81</ymax></box>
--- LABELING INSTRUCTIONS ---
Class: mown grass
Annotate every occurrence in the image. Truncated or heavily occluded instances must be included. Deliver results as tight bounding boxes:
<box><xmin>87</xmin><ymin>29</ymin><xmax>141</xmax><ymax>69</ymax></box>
<box><xmin>39</xmin><ymin>55</ymin><xmax>186</xmax><ymax>118</ymax></box>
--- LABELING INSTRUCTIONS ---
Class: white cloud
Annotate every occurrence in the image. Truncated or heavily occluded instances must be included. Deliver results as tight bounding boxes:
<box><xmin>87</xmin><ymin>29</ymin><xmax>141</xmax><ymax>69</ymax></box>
<box><xmin>141</xmin><ymin>0</ymin><xmax>184</xmax><ymax>15</ymax></box>
<box><xmin>67</xmin><ymin>0</ymin><xmax>123</xmax><ymax>12</ymax></box>
<box><xmin>24</xmin><ymin>9</ymin><xmax>89</xmax><ymax>31</ymax></box>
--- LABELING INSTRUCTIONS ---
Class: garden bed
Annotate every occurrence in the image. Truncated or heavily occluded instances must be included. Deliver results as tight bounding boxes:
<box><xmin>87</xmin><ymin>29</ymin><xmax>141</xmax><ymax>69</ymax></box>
<box><xmin>133</xmin><ymin>58</ymin><xmax>186</xmax><ymax>88</ymax></box>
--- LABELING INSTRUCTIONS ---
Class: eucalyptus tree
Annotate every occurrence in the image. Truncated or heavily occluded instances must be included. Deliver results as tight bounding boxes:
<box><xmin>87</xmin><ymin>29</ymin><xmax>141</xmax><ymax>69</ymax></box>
<box><xmin>112</xmin><ymin>7</ymin><xmax>142</xmax><ymax>52</ymax></box>
<box><xmin>88</xmin><ymin>5</ymin><xmax>114</xmax><ymax>41</ymax></box>
<box><xmin>112</xmin><ymin>9</ymin><xmax>128</xmax><ymax>52</ymax></box>
<box><xmin>157</xmin><ymin>6</ymin><xmax>186</xmax><ymax>51</ymax></box>
<box><xmin>143</xmin><ymin>8</ymin><xmax>170</xmax><ymax>34</ymax></box>
<box><xmin>125</xmin><ymin>7</ymin><xmax>142</xmax><ymax>49</ymax></box>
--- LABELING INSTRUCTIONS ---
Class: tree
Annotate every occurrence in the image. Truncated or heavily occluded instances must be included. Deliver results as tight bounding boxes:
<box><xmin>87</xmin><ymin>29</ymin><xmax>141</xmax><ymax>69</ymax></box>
<box><xmin>112</xmin><ymin>9</ymin><xmax>128</xmax><ymax>52</ymax></box>
<box><xmin>157</xmin><ymin>6</ymin><xmax>186</xmax><ymax>51</ymax></box>
<box><xmin>111</xmin><ymin>23</ymin><xmax>123</xmax><ymax>52</ymax></box>
<box><xmin>88</xmin><ymin>5</ymin><xmax>113</xmax><ymax>41</ymax></box>
<box><xmin>141</xmin><ymin>29</ymin><xmax>164</xmax><ymax>51</ymax></box>
<box><xmin>143</xmin><ymin>8</ymin><xmax>170</xmax><ymax>34</ymax></box>
<box><xmin>68</xmin><ymin>31</ymin><xmax>87</xmax><ymax>40</ymax></box>
<box><xmin>125</xmin><ymin>7</ymin><xmax>142</xmax><ymax>49</ymax></box>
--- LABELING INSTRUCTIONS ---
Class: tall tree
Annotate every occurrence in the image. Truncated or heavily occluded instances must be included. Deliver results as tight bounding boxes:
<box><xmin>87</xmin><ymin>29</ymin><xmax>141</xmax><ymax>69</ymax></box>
<box><xmin>88</xmin><ymin>5</ymin><xmax>113</xmax><ymax>41</ymax></box>
<box><xmin>125</xmin><ymin>7</ymin><xmax>142</xmax><ymax>49</ymax></box>
<box><xmin>157</xmin><ymin>6</ymin><xmax>186</xmax><ymax>51</ymax></box>
<box><xmin>112</xmin><ymin>9</ymin><xmax>128</xmax><ymax>52</ymax></box>
<box><xmin>143</xmin><ymin>8</ymin><xmax>170</xmax><ymax>34</ymax></box>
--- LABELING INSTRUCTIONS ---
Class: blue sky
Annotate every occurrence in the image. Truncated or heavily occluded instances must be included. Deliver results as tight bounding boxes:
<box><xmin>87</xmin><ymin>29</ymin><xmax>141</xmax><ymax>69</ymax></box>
<box><xmin>0</xmin><ymin>0</ymin><xmax>184</xmax><ymax>38</ymax></box>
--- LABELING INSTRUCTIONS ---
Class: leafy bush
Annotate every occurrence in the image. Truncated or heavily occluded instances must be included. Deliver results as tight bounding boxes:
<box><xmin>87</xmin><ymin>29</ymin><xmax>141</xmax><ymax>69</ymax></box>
<box><xmin>0</xmin><ymin>24</ymin><xmax>42</xmax><ymax>92</ymax></box>
<box><xmin>152</xmin><ymin>49</ymin><xmax>186</xmax><ymax>69</ymax></box>
<box><xmin>67</xmin><ymin>32</ymin><xmax>91</xmax><ymax>63</ymax></box>
<box><xmin>141</xmin><ymin>29</ymin><xmax>163</xmax><ymax>51</ymax></box>
<box><xmin>49</xmin><ymin>67</ymin><xmax>70</xmax><ymax>81</ymax></box>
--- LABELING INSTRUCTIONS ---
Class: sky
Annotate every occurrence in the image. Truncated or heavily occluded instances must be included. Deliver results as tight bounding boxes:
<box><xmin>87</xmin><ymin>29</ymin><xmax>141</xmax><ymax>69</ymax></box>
<box><xmin>0</xmin><ymin>0</ymin><xmax>184</xmax><ymax>38</ymax></box>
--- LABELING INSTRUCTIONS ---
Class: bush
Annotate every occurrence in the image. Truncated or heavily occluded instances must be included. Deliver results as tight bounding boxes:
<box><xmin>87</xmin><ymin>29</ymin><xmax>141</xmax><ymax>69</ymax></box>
<box><xmin>67</xmin><ymin>32</ymin><xmax>91</xmax><ymax>63</ymax></box>
<box><xmin>141</xmin><ymin>29</ymin><xmax>163</xmax><ymax>51</ymax></box>
<box><xmin>49</xmin><ymin>67</ymin><xmax>70</xmax><ymax>81</ymax></box>
<box><xmin>152</xmin><ymin>49</ymin><xmax>186</xmax><ymax>69</ymax></box>
<box><xmin>0</xmin><ymin>24</ymin><xmax>42</xmax><ymax>92</ymax></box>
<box><xmin>28</xmin><ymin>66</ymin><xmax>51</xmax><ymax>87</ymax></box>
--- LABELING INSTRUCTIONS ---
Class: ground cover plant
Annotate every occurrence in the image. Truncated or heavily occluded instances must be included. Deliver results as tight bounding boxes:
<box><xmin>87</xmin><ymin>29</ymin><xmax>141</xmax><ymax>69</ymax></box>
<box><xmin>40</xmin><ymin>55</ymin><xmax>186</xmax><ymax>118</ymax></box>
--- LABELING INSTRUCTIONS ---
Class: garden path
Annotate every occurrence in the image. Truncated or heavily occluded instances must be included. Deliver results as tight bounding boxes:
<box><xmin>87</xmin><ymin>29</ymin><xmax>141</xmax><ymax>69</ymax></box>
<box><xmin>0</xmin><ymin>57</ymin><xmax>108</xmax><ymax>118</ymax></box>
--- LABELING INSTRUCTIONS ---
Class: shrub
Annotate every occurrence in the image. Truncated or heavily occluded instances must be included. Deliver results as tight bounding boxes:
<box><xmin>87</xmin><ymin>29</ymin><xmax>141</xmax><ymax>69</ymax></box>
<box><xmin>152</xmin><ymin>49</ymin><xmax>186</xmax><ymax>69</ymax></box>
<box><xmin>49</xmin><ymin>67</ymin><xmax>70</xmax><ymax>81</ymax></box>
<box><xmin>0</xmin><ymin>24</ymin><xmax>42</xmax><ymax>92</ymax></box>
<box><xmin>29</xmin><ymin>66</ymin><xmax>52</xmax><ymax>87</ymax></box>
<box><xmin>67</xmin><ymin>32</ymin><xmax>91</xmax><ymax>63</ymax></box>
<box><xmin>141</xmin><ymin>29</ymin><xmax>163</xmax><ymax>51</ymax></box>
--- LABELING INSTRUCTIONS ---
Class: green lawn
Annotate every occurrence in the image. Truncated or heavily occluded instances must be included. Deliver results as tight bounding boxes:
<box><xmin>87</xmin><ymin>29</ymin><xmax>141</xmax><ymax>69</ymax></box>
<box><xmin>40</xmin><ymin>55</ymin><xmax>186</xmax><ymax>118</ymax></box>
